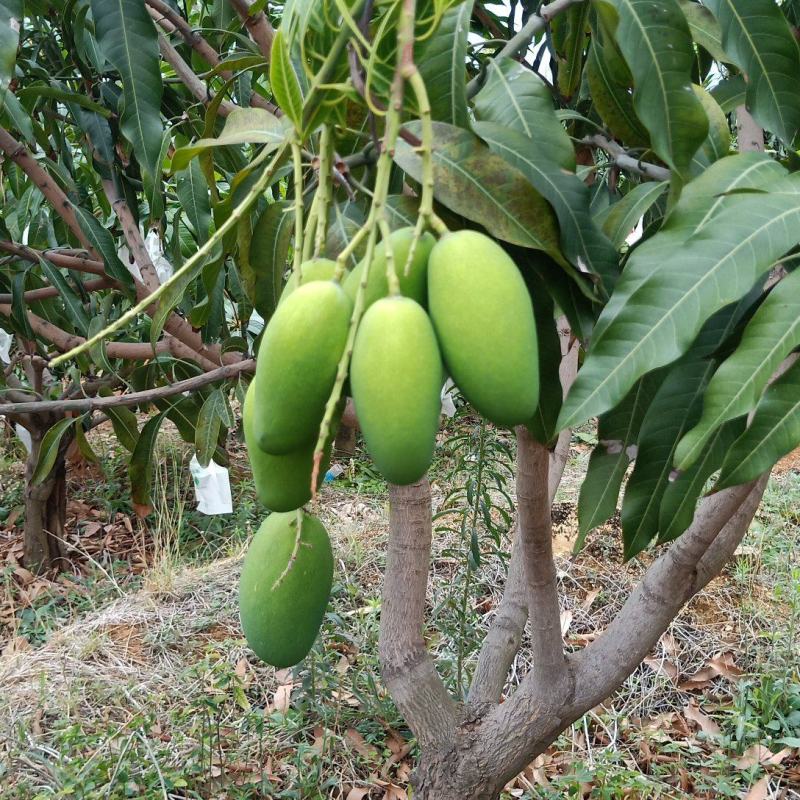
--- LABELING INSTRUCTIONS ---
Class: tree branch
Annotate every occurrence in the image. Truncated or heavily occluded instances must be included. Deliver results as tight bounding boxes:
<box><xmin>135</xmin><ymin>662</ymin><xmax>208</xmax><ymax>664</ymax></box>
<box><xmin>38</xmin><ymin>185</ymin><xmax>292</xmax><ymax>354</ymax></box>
<box><xmin>0</xmin><ymin>358</ymin><xmax>254</xmax><ymax>415</ymax></box>
<box><xmin>229</xmin><ymin>0</ymin><xmax>275</xmax><ymax>60</ymax></box>
<box><xmin>584</xmin><ymin>135</ymin><xmax>671</xmax><ymax>182</ymax></box>
<box><xmin>157</xmin><ymin>33</ymin><xmax>238</xmax><ymax>116</ymax></box>
<box><xmin>736</xmin><ymin>105</ymin><xmax>765</xmax><ymax>153</ymax></box>
<box><xmin>0</xmin><ymin>277</ymin><xmax>112</xmax><ymax>303</ymax></box>
<box><xmin>379</xmin><ymin>479</ymin><xmax>460</xmax><ymax>749</ymax></box>
<box><xmin>0</xmin><ymin>128</ymin><xmax>96</xmax><ymax>254</ymax></box>
<box><xmin>516</xmin><ymin>427</ymin><xmax>565</xmax><ymax>682</ymax></box>
<box><xmin>0</xmin><ymin>242</ymin><xmax>108</xmax><ymax>277</ymax></box>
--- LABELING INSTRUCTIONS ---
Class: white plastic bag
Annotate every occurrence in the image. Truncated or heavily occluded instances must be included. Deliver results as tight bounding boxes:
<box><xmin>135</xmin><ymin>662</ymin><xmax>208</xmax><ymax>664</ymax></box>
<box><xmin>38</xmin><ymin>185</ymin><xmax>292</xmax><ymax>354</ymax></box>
<box><xmin>440</xmin><ymin>379</ymin><xmax>457</xmax><ymax>418</ymax></box>
<box><xmin>189</xmin><ymin>455</ymin><xmax>233</xmax><ymax>515</ymax></box>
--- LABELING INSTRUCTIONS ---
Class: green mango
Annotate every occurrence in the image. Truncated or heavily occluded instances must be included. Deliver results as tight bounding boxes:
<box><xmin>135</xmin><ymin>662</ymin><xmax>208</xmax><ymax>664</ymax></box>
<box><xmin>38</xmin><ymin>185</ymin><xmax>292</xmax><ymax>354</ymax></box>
<box><xmin>243</xmin><ymin>382</ymin><xmax>336</xmax><ymax>511</ymax></box>
<box><xmin>278</xmin><ymin>258</ymin><xmax>338</xmax><ymax>305</ymax></box>
<box><xmin>239</xmin><ymin>511</ymin><xmax>333</xmax><ymax>668</ymax></box>
<box><xmin>343</xmin><ymin>227</ymin><xmax>435</xmax><ymax>311</ymax></box>
<box><xmin>253</xmin><ymin>280</ymin><xmax>352</xmax><ymax>453</ymax></box>
<box><xmin>428</xmin><ymin>230</ymin><xmax>539</xmax><ymax>426</ymax></box>
<box><xmin>351</xmin><ymin>296</ymin><xmax>442</xmax><ymax>484</ymax></box>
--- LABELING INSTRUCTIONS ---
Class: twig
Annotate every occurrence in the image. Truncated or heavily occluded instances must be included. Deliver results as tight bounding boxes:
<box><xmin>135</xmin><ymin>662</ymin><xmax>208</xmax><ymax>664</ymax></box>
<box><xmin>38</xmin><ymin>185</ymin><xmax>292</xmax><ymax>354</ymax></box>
<box><xmin>229</xmin><ymin>0</ymin><xmax>275</xmax><ymax>60</ymax></box>
<box><xmin>0</xmin><ymin>278</ymin><xmax>111</xmax><ymax>303</ymax></box>
<box><xmin>0</xmin><ymin>359</ymin><xmax>254</xmax><ymax>415</ymax></box>
<box><xmin>0</xmin><ymin>242</ymin><xmax>108</xmax><ymax>277</ymax></box>
<box><xmin>584</xmin><ymin>135</ymin><xmax>671</xmax><ymax>182</ymax></box>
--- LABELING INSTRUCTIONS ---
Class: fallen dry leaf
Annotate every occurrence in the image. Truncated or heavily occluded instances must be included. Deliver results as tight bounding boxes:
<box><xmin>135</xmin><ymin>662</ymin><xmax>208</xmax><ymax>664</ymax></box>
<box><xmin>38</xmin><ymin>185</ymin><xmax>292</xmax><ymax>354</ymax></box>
<box><xmin>560</xmin><ymin>609</ymin><xmax>573</xmax><ymax>637</ymax></box>
<box><xmin>660</xmin><ymin>631</ymin><xmax>680</xmax><ymax>657</ymax></box>
<box><xmin>743</xmin><ymin>775</ymin><xmax>771</xmax><ymax>800</ymax></box>
<box><xmin>272</xmin><ymin>682</ymin><xmax>294</xmax><ymax>714</ymax></box>
<box><xmin>644</xmin><ymin>656</ymin><xmax>679</xmax><ymax>684</ymax></box>
<box><xmin>580</xmin><ymin>588</ymin><xmax>600</xmax><ymax>613</ymax></box>
<box><xmin>735</xmin><ymin>745</ymin><xmax>792</xmax><ymax>770</ymax></box>
<box><xmin>345</xmin><ymin>789</ymin><xmax>370</xmax><ymax>800</ymax></box>
<box><xmin>683</xmin><ymin>699</ymin><xmax>721</xmax><ymax>738</ymax></box>
<box><xmin>345</xmin><ymin>728</ymin><xmax>379</xmax><ymax>760</ymax></box>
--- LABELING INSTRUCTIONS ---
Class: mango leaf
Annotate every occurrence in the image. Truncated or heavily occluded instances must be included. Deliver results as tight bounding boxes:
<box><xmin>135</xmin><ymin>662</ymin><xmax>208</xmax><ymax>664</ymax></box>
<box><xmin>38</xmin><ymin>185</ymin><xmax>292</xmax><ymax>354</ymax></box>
<box><xmin>74</xmin><ymin>422</ymin><xmax>100</xmax><ymax>464</ymax></box>
<box><xmin>244</xmin><ymin>199</ymin><xmax>293</xmax><ymax>319</ymax></box>
<box><xmin>552</xmin><ymin>1</ymin><xmax>591</xmax><ymax>99</ymax></box>
<box><xmin>129</xmin><ymin>412</ymin><xmax>166</xmax><ymax>514</ymax></box>
<box><xmin>326</xmin><ymin>200</ymin><xmax>368</xmax><ymax>266</ymax></box>
<box><xmin>594</xmin><ymin>181</ymin><xmax>669</xmax><ymax>250</ymax></box>
<box><xmin>72</xmin><ymin>205</ymin><xmax>135</xmax><ymax>290</ymax></box>
<box><xmin>104</xmin><ymin>404</ymin><xmax>139</xmax><ymax>452</ymax></box>
<box><xmin>560</xmin><ymin>168</ymin><xmax>800</xmax><ymax>430</ymax></box>
<box><xmin>90</xmin><ymin>0</ymin><xmax>163</xmax><ymax>200</ymax></box>
<box><xmin>474</xmin><ymin>122</ymin><xmax>618</xmax><ymax>294</ymax></box>
<box><xmin>659</xmin><ymin>418</ymin><xmax>744</xmax><ymax>542</ymax></box>
<box><xmin>1</xmin><ymin>89</ymin><xmax>34</xmax><ymax>144</ymax></box>
<box><xmin>599</xmin><ymin>0</ymin><xmax>709</xmax><ymax>179</ymax></box>
<box><xmin>711</xmin><ymin>75</ymin><xmax>746</xmax><ymax>114</ymax></box>
<box><xmin>718</xmin><ymin>359</ymin><xmax>800</xmax><ymax>488</ymax></box>
<box><xmin>576</xmin><ymin>373</ymin><xmax>663</xmax><ymax>548</ymax></box>
<box><xmin>474</xmin><ymin>60</ymin><xmax>575</xmax><ymax>171</ymax></box>
<box><xmin>176</xmin><ymin>160</ymin><xmax>212</xmax><ymax>245</ymax></box>
<box><xmin>195</xmin><ymin>388</ymin><xmax>229</xmax><ymax>467</ymax></box>
<box><xmin>172</xmin><ymin>108</ymin><xmax>288</xmax><ymax>172</ymax></box>
<box><xmin>0</xmin><ymin>0</ymin><xmax>21</xmax><ymax>94</ymax></box>
<box><xmin>691</xmin><ymin>84</ymin><xmax>731</xmax><ymax>169</ymax></box>
<box><xmin>270</xmin><ymin>29</ymin><xmax>303</xmax><ymax>131</ymax></box>
<box><xmin>678</xmin><ymin>0</ymin><xmax>731</xmax><ymax>63</ymax></box>
<box><xmin>38</xmin><ymin>256</ymin><xmax>90</xmax><ymax>337</ymax></box>
<box><xmin>416</xmin><ymin>0</ymin><xmax>473</xmax><ymax>128</ymax></box>
<box><xmin>620</xmin><ymin>298</ymin><xmax>750</xmax><ymax>558</ymax></box>
<box><xmin>585</xmin><ymin>32</ymin><xmax>649</xmax><ymax>146</ymax></box>
<box><xmin>676</xmin><ymin>267</ymin><xmax>800</xmax><ymax>469</ymax></box>
<box><xmin>705</xmin><ymin>0</ymin><xmax>800</xmax><ymax>145</ymax></box>
<box><xmin>394</xmin><ymin>121</ymin><xmax>563</xmax><ymax>261</ymax></box>
<box><xmin>31</xmin><ymin>416</ymin><xmax>80</xmax><ymax>486</ymax></box>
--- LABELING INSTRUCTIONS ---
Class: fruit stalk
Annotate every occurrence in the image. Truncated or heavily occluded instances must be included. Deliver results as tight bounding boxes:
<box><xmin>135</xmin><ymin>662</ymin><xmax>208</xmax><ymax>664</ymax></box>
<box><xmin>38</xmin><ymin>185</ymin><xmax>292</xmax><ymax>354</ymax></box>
<box><xmin>313</xmin><ymin>125</ymin><xmax>333</xmax><ymax>258</ymax></box>
<box><xmin>291</xmin><ymin>139</ymin><xmax>306</xmax><ymax>281</ymax></box>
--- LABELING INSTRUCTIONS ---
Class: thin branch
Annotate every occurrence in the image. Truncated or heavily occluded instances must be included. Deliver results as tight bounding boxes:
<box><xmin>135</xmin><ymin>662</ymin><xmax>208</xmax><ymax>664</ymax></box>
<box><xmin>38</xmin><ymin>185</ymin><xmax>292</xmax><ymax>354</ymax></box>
<box><xmin>0</xmin><ymin>277</ymin><xmax>112</xmax><ymax>303</ymax></box>
<box><xmin>0</xmin><ymin>359</ymin><xmax>254</xmax><ymax>415</ymax></box>
<box><xmin>229</xmin><ymin>0</ymin><xmax>275</xmax><ymax>60</ymax></box>
<box><xmin>0</xmin><ymin>242</ymin><xmax>107</xmax><ymax>277</ymax></box>
<box><xmin>0</xmin><ymin>128</ymin><xmax>96</xmax><ymax>254</ymax></box>
<box><xmin>379</xmin><ymin>479</ymin><xmax>460</xmax><ymax>748</ymax></box>
<box><xmin>157</xmin><ymin>34</ymin><xmax>238</xmax><ymax>116</ymax></box>
<box><xmin>516</xmin><ymin>427</ymin><xmax>565</xmax><ymax>681</ymax></box>
<box><xmin>466</xmin><ymin>0</ymin><xmax>586</xmax><ymax>97</ymax></box>
<box><xmin>584</xmin><ymin>135</ymin><xmax>671</xmax><ymax>182</ymax></box>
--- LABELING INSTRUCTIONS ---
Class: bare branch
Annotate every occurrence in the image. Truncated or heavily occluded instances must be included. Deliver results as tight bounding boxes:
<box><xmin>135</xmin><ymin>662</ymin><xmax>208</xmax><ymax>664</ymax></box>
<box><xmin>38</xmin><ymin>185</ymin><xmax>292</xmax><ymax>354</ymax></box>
<box><xmin>584</xmin><ymin>135</ymin><xmax>671</xmax><ymax>182</ymax></box>
<box><xmin>379</xmin><ymin>479</ymin><xmax>460</xmax><ymax>748</ymax></box>
<box><xmin>0</xmin><ymin>278</ymin><xmax>111</xmax><ymax>304</ymax></box>
<box><xmin>0</xmin><ymin>359</ymin><xmax>254</xmax><ymax>415</ymax></box>
<box><xmin>157</xmin><ymin>33</ymin><xmax>238</xmax><ymax>116</ymax></box>
<box><xmin>516</xmin><ymin>427</ymin><xmax>565</xmax><ymax>681</ymax></box>
<box><xmin>229</xmin><ymin>0</ymin><xmax>275</xmax><ymax>60</ymax></box>
<box><xmin>0</xmin><ymin>241</ymin><xmax>108</xmax><ymax>277</ymax></box>
<box><xmin>0</xmin><ymin>128</ymin><xmax>96</xmax><ymax>253</ymax></box>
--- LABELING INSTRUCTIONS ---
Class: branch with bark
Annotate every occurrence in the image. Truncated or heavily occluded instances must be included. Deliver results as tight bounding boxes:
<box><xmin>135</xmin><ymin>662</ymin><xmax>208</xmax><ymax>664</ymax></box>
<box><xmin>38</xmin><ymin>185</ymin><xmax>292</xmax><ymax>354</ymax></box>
<box><xmin>229</xmin><ymin>0</ymin><xmax>275</xmax><ymax>60</ymax></box>
<box><xmin>584</xmin><ymin>135</ymin><xmax>672</xmax><ymax>182</ymax></box>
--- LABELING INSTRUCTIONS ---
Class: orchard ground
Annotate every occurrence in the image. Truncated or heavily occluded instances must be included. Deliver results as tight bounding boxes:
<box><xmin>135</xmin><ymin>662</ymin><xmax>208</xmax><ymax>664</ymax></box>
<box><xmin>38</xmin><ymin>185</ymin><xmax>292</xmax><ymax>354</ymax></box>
<box><xmin>1</xmin><ymin>411</ymin><xmax>799</xmax><ymax>799</ymax></box>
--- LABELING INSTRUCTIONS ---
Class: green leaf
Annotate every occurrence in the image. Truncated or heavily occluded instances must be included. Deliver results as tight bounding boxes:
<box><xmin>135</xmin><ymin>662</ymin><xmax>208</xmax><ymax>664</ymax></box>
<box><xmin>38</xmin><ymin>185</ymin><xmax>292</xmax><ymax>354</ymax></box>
<box><xmin>598</xmin><ymin>0</ymin><xmax>709</xmax><ymax>179</ymax></box>
<box><xmin>552</xmin><ymin>1</ymin><xmax>591</xmax><ymax>99</ymax></box>
<box><xmin>585</xmin><ymin>32</ymin><xmax>649</xmax><ymax>146</ymax></box>
<box><xmin>11</xmin><ymin>269</ymin><xmax>33</xmax><ymax>340</ymax></box>
<box><xmin>103</xmin><ymin>402</ymin><xmax>140</xmax><ymax>452</ymax></box>
<box><xmin>678</xmin><ymin>0</ymin><xmax>730</xmax><ymax>63</ymax></box>
<box><xmin>711</xmin><ymin>75</ymin><xmax>746</xmax><ymax>114</ymax></box>
<box><xmin>474</xmin><ymin>121</ymin><xmax>618</xmax><ymax>294</ymax></box>
<box><xmin>1</xmin><ymin>90</ymin><xmax>35</xmax><ymax>144</ymax></box>
<box><xmin>595</xmin><ymin>181</ymin><xmax>669</xmax><ymax>250</ymax></box>
<box><xmin>474</xmin><ymin>60</ymin><xmax>575</xmax><ymax>171</ymax></box>
<box><xmin>718</xmin><ymin>358</ymin><xmax>800</xmax><ymax>488</ymax></box>
<box><xmin>72</xmin><ymin>205</ymin><xmax>135</xmax><ymax>290</ymax></box>
<box><xmin>270</xmin><ymin>29</ymin><xmax>304</xmax><ymax>131</ymax></box>
<box><xmin>151</xmin><ymin>256</ymin><xmax>207</xmax><ymax>347</ymax></box>
<box><xmin>560</xmin><ymin>162</ymin><xmax>800</xmax><ymax>430</ymax></box>
<box><xmin>171</xmin><ymin>108</ymin><xmax>288</xmax><ymax>172</ymax></box>
<box><xmin>416</xmin><ymin>0</ymin><xmax>473</xmax><ymax>128</ymax></box>
<box><xmin>0</xmin><ymin>0</ymin><xmax>21</xmax><ymax>94</ymax></box>
<box><xmin>74</xmin><ymin>421</ymin><xmax>100</xmax><ymax>464</ymax></box>
<box><xmin>129</xmin><ymin>412</ymin><xmax>165</xmax><ymax>512</ymax></box>
<box><xmin>195</xmin><ymin>388</ymin><xmax>228</xmax><ymax>467</ymax></box>
<box><xmin>393</xmin><ymin>121</ymin><xmax>563</xmax><ymax>260</ymax></box>
<box><xmin>90</xmin><ymin>0</ymin><xmax>163</xmax><ymax>200</ymax></box>
<box><xmin>576</xmin><ymin>373</ymin><xmax>662</xmax><ymax>548</ymax></box>
<box><xmin>32</xmin><ymin>417</ymin><xmax>79</xmax><ymax>486</ymax></box>
<box><xmin>658</xmin><ymin>418</ymin><xmax>744</xmax><ymax>541</ymax></box>
<box><xmin>692</xmin><ymin>84</ymin><xmax>731</xmax><ymax>168</ymax></box>
<box><xmin>620</xmin><ymin>300</ymin><xmax>748</xmax><ymax>558</ymax></box>
<box><xmin>244</xmin><ymin>199</ymin><xmax>293</xmax><ymax>319</ymax></box>
<box><xmin>38</xmin><ymin>256</ymin><xmax>90</xmax><ymax>337</ymax></box>
<box><xmin>705</xmin><ymin>0</ymin><xmax>800</xmax><ymax>145</ymax></box>
<box><xmin>176</xmin><ymin>160</ymin><xmax>212</xmax><ymax>245</ymax></box>
<box><xmin>325</xmin><ymin>200</ymin><xmax>368</xmax><ymax>266</ymax></box>
<box><xmin>17</xmin><ymin>84</ymin><xmax>112</xmax><ymax>117</ymax></box>
<box><xmin>676</xmin><ymin>268</ymin><xmax>800</xmax><ymax>469</ymax></box>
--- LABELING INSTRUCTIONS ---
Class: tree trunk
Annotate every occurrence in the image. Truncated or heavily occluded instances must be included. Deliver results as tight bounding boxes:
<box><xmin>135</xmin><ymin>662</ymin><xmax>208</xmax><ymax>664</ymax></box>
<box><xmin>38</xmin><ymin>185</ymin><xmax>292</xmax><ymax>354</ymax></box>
<box><xmin>22</xmin><ymin>426</ymin><xmax>68</xmax><ymax>573</ymax></box>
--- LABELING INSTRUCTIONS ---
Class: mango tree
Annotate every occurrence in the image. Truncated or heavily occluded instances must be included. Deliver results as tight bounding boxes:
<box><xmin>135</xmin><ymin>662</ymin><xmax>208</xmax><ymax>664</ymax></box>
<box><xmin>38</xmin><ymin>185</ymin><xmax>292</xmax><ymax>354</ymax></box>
<box><xmin>4</xmin><ymin>0</ymin><xmax>800</xmax><ymax>796</ymax></box>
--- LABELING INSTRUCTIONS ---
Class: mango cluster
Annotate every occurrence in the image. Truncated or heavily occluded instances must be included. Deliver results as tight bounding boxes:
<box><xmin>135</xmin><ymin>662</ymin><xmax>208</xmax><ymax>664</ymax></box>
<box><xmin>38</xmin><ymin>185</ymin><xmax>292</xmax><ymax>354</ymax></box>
<box><xmin>239</xmin><ymin>227</ymin><xmax>539</xmax><ymax>668</ymax></box>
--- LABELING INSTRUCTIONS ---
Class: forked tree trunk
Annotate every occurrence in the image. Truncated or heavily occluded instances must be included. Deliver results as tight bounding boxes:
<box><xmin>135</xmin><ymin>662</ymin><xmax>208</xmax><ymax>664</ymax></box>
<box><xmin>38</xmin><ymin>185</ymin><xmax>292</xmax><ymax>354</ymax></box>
<box><xmin>22</xmin><ymin>425</ymin><xmax>68</xmax><ymax>573</ymax></box>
